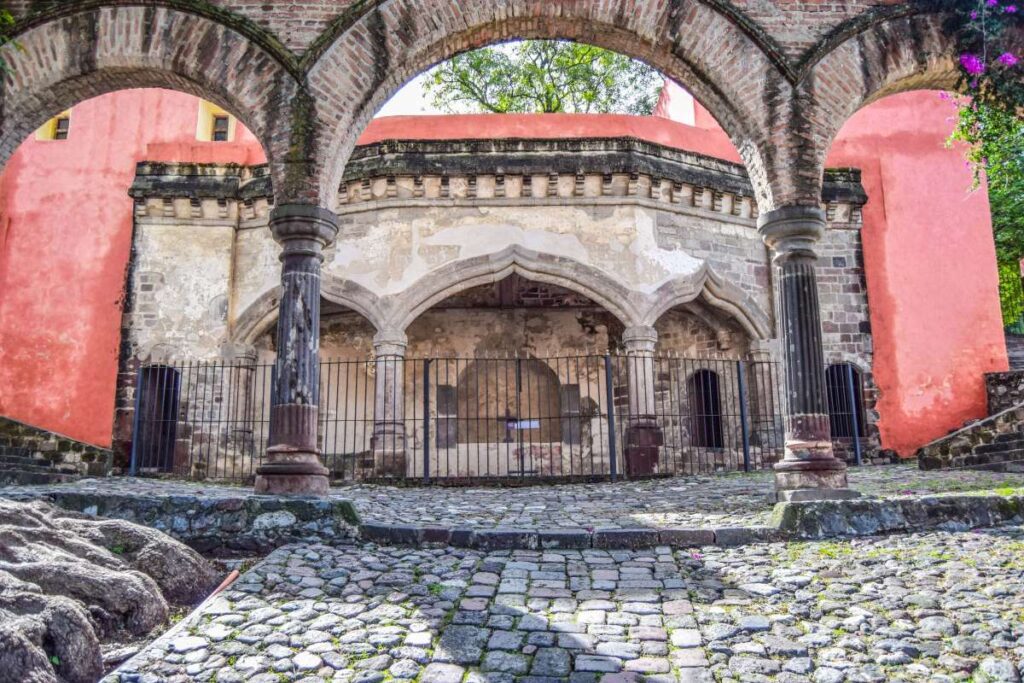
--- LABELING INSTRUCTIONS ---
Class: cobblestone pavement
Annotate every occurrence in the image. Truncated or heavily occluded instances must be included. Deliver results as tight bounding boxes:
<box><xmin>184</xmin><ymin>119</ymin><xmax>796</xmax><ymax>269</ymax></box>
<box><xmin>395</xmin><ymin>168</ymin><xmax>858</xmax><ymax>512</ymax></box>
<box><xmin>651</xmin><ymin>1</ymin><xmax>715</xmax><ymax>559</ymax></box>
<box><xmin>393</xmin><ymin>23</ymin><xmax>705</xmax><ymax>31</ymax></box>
<box><xmin>5</xmin><ymin>464</ymin><xmax>1024</xmax><ymax>531</ymax></box>
<box><xmin>111</xmin><ymin>524</ymin><xmax>1024</xmax><ymax>683</ymax></box>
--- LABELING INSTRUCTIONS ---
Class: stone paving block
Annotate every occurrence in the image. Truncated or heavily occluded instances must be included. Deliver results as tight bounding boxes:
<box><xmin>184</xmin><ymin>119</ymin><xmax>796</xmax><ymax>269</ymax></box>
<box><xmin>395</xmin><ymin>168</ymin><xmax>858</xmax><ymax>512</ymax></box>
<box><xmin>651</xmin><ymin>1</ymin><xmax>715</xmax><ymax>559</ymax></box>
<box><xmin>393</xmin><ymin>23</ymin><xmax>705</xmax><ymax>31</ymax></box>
<box><xmin>474</xmin><ymin>528</ymin><xmax>539</xmax><ymax>550</ymax></box>
<box><xmin>539</xmin><ymin>528</ymin><xmax>592</xmax><ymax>549</ymax></box>
<box><xmin>592</xmin><ymin>528</ymin><xmax>660</xmax><ymax>549</ymax></box>
<box><xmin>658</xmin><ymin>528</ymin><xmax>715</xmax><ymax>547</ymax></box>
<box><xmin>448</xmin><ymin>527</ymin><xmax>476</xmax><ymax>547</ymax></box>
<box><xmin>359</xmin><ymin>522</ymin><xmax>419</xmax><ymax>545</ymax></box>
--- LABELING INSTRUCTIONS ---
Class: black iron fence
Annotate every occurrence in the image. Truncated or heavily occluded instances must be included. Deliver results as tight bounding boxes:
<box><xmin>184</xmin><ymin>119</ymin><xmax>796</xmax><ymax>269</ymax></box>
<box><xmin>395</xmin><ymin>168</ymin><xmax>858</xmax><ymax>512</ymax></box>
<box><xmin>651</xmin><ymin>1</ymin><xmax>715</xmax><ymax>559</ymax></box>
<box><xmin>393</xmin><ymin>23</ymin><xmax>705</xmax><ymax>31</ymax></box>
<box><xmin>130</xmin><ymin>354</ymin><xmax>792</xmax><ymax>484</ymax></box>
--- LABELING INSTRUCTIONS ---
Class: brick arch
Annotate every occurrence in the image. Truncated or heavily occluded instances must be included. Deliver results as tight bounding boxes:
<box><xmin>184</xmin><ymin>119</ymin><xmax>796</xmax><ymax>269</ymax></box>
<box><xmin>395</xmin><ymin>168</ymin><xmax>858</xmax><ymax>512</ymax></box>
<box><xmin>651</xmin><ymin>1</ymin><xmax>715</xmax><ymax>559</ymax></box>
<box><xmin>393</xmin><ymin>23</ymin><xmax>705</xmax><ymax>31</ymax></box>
<box><xmin>775</xmin><ymin>11</ymin><xmax>958</xmax><ymax>205</ymax></box>
<box><xmin>0</xmin><ymin>5</ymin><xmax>300</xmax><ymax>199</ymax></box>
<box><xmin>307</xmin><ymin>0</ymin><xmax>783</xmax><ymax>211</ymax></box>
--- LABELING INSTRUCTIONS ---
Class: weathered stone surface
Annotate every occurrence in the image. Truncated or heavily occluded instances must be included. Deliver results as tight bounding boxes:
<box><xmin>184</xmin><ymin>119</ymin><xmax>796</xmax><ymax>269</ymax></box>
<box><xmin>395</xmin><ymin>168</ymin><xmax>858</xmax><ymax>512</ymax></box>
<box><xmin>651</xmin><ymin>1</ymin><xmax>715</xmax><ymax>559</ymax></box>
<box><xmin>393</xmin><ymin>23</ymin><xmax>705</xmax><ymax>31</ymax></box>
<box><xmin>0</xmin><ymin>481</ymin><xmax>359</xmax><ymax>554</ymax></box>
<box><xmin>0</xmin><ymin>499</ymin><xmax>219</xmax><ymax>683</ymax></box>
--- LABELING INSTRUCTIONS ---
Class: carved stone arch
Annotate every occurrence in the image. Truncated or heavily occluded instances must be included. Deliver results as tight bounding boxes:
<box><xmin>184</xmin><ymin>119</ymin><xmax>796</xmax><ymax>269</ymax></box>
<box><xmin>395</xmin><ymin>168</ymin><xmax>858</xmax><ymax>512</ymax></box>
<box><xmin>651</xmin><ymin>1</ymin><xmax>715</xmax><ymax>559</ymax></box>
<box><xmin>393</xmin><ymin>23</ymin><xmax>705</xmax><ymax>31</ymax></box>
<box><xmin>0</xmin><ymin>4</ymin><xmax>301</xmax><ymax>201</ymax></box>
<box><xmin>305</xmin><ymin>0</ymin><xmax>784</xmax><ymax>211</ymax></box>
<box><xmin>642</xmin><ymin>265</ymin><xmax>773</xmax><ymax>341</ymax></box>
<box><xmin>385</xmin><ymin>245</ymin><xmax>643</xmax><ymax>332</ymax></box>
<box><xmin>231</xmin><ymin>278</ymin><xmax>386</xmax><ymax>346</ymax></box>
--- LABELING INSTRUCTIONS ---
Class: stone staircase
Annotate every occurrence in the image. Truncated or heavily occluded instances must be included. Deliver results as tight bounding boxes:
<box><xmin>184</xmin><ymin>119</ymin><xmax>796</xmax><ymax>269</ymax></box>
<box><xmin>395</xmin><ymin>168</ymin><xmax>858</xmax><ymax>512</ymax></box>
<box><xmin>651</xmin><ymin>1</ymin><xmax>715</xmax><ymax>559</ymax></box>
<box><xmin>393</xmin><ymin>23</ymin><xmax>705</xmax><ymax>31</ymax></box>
<box><xmin>0</xmin><ymin>448</ymin><xmax>81</xmax><ymax>485</ymax></box>
<box><xmin>1005</xmin><ymin>334</ymin><xmax>1024</xmax><ymax>370</ymax></box>
<box><xmin>917</xmin><ymin>370</ymin><xmax>1024</xmax><ymax>471</ymax></box>
<box><xmin>0</xmin><ymin>417</ymin><xmax>111</xmax><ymax>486</ymax></box>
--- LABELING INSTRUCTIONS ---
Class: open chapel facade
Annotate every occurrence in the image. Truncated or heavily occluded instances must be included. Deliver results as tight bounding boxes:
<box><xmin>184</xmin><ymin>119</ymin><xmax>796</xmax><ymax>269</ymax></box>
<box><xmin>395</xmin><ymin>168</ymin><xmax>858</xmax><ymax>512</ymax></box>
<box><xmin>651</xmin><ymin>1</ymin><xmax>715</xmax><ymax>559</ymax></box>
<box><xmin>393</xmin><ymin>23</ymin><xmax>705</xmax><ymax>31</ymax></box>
<box><xmin>0</xmin><ymin>1</ymin><xmax>1011</xmax><ymax>497</ymax></box>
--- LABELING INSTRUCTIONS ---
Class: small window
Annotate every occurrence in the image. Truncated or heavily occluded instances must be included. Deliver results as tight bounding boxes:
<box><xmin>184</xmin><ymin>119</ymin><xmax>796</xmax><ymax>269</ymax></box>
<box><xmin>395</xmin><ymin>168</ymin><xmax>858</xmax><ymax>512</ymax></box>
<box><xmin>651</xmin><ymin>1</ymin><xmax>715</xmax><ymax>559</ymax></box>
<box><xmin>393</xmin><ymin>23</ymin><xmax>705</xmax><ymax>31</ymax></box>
<box><xmin>212</xmin><ymin>115</ymin><xmax>230</xmax><ymax>142</ymax></box>
<box><xmin>36</xmin><ymin>111</ymin><xmax>72</xmax><ymax>141</ymax></box>
<box><xmin>53</xmin><ymin>116</ymin><xmax>71</xmax><ymax>140</ymax></box>
<box><xmin>196</xmin><ymin>100</ymin><xmax>235</xmax><ymax>142</ymax></box>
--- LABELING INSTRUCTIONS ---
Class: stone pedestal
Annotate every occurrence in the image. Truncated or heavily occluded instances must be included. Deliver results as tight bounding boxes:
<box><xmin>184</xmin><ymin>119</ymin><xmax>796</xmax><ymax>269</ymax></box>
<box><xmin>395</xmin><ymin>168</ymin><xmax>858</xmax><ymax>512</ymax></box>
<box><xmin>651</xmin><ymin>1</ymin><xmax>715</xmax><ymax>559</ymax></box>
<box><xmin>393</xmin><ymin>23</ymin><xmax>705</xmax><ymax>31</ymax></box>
<box><xmin>759</xmin><ymin>206</ymin><xmax>858</xmax><ymax>501</ymax></box>
<box><xmin>623</xmin><ymin>326</ymin><xmax>662</xmax><ymax>477</ymax></box>
<box><xmin>254</xmin><ymin>205</ymin><xmax>337</xmax><ymax>496</ymax></box>
<box><xmin>371</xmin><ymin>330</ymin><xmax>408</xmax><ymax>478</ymax></box>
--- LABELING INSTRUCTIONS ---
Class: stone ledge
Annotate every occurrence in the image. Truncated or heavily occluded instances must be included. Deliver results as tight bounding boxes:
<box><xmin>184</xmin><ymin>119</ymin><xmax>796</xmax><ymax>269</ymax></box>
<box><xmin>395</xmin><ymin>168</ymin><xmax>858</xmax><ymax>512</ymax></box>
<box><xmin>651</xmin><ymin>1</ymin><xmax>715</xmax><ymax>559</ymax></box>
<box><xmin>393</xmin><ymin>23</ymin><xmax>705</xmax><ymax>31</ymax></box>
<box><xmin>772</xmin><ymin>493</ymin><xmax>1024</xmax><ymax>539</ymax></box>
<box><xmin>358</xmin><ymin>493</ymin><xmax>1024</xmax><ymax>549</ymax></box>
<box><xmin>0</xmin><ymin>489</ymin><xmax>360</xmax><ymax>555</ymax></box>
<box><xmin>358</xmin><ymin>521</ymin><xmax>783</xmax><ymax>550</ymax></box>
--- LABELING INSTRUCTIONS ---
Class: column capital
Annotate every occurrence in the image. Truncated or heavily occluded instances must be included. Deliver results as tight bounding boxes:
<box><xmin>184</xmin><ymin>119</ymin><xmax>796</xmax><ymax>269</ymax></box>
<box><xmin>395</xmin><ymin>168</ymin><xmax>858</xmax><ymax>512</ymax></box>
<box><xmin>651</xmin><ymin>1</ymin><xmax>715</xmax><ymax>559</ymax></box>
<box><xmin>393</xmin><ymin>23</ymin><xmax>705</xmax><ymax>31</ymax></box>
<box><xmin>757</xmin><ymin>205</ymin><xmax>825</xmax><ymax>263</ymax></box>
<box><xmin>373</xmin><ymin>329</ymin><xmax>408</xmax><ymax>357</ymax></box>
<box><xmin>622</xmin><ymin>325</ymin><xmax>658</xmax><ymax>354</ymax></box>
<box><xmin>270</xmin><ymin>204</ymin><xmax>339</xmax><ymax>259</ymax></box>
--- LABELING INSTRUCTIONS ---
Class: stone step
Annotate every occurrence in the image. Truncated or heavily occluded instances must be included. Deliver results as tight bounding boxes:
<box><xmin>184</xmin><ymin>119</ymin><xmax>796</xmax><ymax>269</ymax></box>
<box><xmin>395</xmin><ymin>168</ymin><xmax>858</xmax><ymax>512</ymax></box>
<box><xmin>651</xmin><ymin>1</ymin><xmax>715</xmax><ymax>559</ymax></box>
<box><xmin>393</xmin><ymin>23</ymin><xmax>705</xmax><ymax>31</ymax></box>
<box><xmin>992</xmin><ymin>430</ymin><xmax>1024</xmax><ymax>444</ymax></box>
<box><xmin>976</xmin><ymin>438</ymin><xmax>1024</xmax><ymax>456</ymax></box>
<box><xmin>0</xmin><ymin>445</ymin><xmax>33</xmax><ymax>458</ymax></box>
<box><xmin>0</xmin><ymin>468</ymin><xmax>79</xmax><ymax>486</ymax></box>
<box><xmin>0</xmin><ymin>453</ymin><xmax>45</xmax><ymax>468</ymax></box>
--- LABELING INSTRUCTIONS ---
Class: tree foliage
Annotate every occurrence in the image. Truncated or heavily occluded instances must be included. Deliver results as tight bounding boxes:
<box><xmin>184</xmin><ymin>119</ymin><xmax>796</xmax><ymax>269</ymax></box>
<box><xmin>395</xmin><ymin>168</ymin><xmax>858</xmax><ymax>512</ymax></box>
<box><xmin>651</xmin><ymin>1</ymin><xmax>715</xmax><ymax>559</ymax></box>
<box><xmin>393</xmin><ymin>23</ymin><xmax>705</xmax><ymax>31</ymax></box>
<box><xmin>952</xmin><ymin>103</ymin><xmax>1024</xmax><ymax>264</ymax></box>
<box><xmin>424</xmin><ymin>41</ymin><xmax>662</xmax><ymax>115</ymax></box>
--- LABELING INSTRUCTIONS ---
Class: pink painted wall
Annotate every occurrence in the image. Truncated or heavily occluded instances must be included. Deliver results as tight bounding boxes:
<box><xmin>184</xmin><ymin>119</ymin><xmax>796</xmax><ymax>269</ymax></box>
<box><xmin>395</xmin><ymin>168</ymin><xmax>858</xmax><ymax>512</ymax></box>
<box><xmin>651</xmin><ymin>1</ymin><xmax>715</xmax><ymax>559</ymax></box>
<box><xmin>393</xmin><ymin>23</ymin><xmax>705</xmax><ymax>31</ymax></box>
<box><xmin>826</xmin><ymin>92</ymin><xmax>1007</xmax><ymax>455</ymax></box>
<box><xmin>0</xmin><ymin>90</ymin><xmax>264</xmax><ymax>446</ymax></box>
<box><xmin>0</xmin><ymin>86</ymin><xmax>1006</xmax><ymax>456</ymax></box>
<box><xmin>656</xmin><ymin>81</ymin><xmax>1006</xmax><ymax>455</ymax></box>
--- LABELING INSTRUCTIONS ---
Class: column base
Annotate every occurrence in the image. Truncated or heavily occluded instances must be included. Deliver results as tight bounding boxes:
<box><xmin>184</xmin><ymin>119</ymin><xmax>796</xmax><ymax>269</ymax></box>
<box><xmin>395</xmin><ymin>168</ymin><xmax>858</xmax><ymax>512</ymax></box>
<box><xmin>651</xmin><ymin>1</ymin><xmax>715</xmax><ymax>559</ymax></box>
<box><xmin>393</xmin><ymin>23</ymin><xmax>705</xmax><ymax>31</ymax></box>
<box><xmin>773</xmin><ymin>454</ymin><xmax>859</xmax><ymax>502</ymax></box>
<box><xmin>254</xmin><ymin>448</ymin><xmax>330</xmax><ymax>496</ymax></box>
<box><xmin>625</xmin><ymin>421</ymin><xmax>662</xmax><ymax>477</ymax></box>
<box><xmin>371</xmin><ymin>450</ymin><xmax>408</xmax><ymax>478</ymax></box>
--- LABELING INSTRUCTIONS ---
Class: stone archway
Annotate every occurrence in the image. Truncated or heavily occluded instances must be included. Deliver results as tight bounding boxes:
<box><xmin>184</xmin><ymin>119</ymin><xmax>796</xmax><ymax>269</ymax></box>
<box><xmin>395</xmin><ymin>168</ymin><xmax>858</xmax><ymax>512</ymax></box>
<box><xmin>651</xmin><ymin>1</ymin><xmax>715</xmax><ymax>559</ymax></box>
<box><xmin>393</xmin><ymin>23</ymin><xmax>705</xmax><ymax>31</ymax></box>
<box><xmin>305</xmin><ymin>0</ymin><xmax>783</xmax><ymax>211</ymax></box>
<box><xmin>0</xmin><ymin>5</ymin><xmax>299</xmax><ymax>200</ymax></box>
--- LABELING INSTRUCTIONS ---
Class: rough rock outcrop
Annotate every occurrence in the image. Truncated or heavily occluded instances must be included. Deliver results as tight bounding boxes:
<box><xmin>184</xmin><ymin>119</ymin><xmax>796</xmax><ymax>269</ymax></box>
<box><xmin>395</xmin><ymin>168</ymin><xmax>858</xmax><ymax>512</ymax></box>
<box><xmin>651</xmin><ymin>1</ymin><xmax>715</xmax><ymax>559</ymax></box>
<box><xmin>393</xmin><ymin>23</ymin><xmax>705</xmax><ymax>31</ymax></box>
<box><xmin>0</xmin><ymin>499</ymin><xmax>219</xmax><ymax>683</ymax></box>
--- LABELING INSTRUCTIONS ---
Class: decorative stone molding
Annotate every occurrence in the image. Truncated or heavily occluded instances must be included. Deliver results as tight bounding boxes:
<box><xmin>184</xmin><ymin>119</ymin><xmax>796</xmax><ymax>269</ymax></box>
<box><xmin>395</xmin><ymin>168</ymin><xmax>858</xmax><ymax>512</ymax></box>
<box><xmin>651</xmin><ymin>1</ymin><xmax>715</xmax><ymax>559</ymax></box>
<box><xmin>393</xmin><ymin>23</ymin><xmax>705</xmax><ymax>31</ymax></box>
<box><xmin>338</xmin><ymin>139</ymin><xmax>866</xmax><ymax>225</ymax></box>
<box><xmin>129</xmin><ymin>141</ymin><xmax>867</xmax><ymax>230</ymax></box>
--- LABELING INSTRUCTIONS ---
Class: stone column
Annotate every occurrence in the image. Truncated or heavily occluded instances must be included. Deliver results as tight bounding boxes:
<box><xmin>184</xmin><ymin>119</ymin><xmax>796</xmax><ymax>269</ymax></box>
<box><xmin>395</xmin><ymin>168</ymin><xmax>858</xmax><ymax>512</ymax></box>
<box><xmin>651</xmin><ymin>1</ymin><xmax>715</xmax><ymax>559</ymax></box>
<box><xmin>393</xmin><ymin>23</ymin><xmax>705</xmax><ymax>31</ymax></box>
<box><xmin>622</xmin><ymin>325</ymin><xmax>662</xmax><ymax>477</ymax></box>
<box><xmin>759</xmin><ymin>206</ymin><xmax>857</xmax><ymax>501</ymax></box>
<box><xmin>371</xmin><ymin>329</ymin><xmax>408</xmax><ymax>478</ymax></box>
<box><xmin>254</xmin><ymin>205</ymin><xmax>338</xmax><ymax>495</ymax></box>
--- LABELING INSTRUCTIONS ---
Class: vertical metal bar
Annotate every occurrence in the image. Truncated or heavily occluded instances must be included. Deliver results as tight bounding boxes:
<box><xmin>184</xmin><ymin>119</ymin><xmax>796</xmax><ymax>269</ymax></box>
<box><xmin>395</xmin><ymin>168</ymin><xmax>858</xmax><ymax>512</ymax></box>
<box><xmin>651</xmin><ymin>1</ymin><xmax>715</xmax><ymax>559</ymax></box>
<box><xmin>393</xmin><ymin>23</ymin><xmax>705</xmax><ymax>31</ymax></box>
<box><xmin>846</xmin><ymin>363</ymin><xmax>863</xmax><ymax>466</ymax></box>
<box><xmin>129</xmin><ymin>366</ymin><xmax>145</xmax><ymax>476</ymax></box>
<box><xmin>604</xmin><ymin>354</ymin><xmax>618</xmax><ymax>482</ymax></box>
<box><xmin>423</xmin><ymin>358</ymin><xmax>431</xmax><ymax>483</ymax></box>
<box><xmin>737</xmin><ymin>359</ymin><xmax>752</xmax><ymax>473</ymax></box>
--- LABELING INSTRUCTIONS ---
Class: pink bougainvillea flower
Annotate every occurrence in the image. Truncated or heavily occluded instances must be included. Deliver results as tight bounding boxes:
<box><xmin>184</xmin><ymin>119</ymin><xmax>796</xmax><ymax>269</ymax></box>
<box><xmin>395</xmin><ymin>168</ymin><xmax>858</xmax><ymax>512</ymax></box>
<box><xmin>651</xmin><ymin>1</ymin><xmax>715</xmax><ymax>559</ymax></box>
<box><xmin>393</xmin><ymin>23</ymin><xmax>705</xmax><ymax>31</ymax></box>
<box><xmin>998</xmin><ymin>52</ymin><xmax>1019</xmax><ymax>66</ymax></box>
<box><xmin>971</xmin><ymin>9</ymin><xmax>980</xmax><ymax>18</ymax></box>
<box><xmin>1006</xmin><ymin>4</ymin><xmax>1018</xmax><ymax>11</ymax></box>
<box><xmin>960</xmin><ymin>53</ymin><xmax>986</xmax><ymax>75</ymax></box>
<box><xmin>987</xmin><ymin>0</ymin><xmax>999</xmax><ymax>7</ymax></box>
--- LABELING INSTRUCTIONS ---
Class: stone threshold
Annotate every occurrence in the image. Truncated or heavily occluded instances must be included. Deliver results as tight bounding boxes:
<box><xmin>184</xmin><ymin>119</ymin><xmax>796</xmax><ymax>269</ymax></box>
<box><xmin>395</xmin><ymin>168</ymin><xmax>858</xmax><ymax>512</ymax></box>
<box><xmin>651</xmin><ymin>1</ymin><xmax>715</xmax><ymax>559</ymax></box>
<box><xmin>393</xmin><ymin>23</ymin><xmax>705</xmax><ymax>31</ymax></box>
<box><xmin>359</xmin><ymin>491</ymin><xmax>1024</xmax><ymax>550</ymax></box>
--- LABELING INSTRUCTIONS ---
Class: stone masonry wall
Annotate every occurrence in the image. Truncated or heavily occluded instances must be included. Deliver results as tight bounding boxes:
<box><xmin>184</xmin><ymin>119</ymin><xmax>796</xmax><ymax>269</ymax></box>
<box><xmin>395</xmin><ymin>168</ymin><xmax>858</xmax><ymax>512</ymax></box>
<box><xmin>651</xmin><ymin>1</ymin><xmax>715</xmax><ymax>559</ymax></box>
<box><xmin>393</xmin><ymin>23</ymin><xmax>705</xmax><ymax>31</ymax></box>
<box><xmin>116</xmin><ymin>141</ymin><xmax>875</xmax><ymax>478</ymax></box>
<box><xmin>986</xmin><ymin>371</ymin><xmax>1024</xmax><ymax>415</ymax></box>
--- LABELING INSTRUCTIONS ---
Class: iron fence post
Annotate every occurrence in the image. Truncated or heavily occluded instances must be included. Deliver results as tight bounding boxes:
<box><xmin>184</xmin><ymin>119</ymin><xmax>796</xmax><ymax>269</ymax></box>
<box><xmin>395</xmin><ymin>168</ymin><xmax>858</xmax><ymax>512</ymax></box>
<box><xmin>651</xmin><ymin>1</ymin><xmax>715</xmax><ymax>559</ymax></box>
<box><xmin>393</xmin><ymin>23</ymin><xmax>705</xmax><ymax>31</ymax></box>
<box><xmin>423</xmin><ymin>358</ymin><xmax>431</xmax><ymax>483</ymax></box>
<box><xmin>736</xmin><ymin>360</ymin><xmax>752</xmax><ymax>472</ymax></box>
<box><xmin>604</xmin><ymin>355</ymin><xmax>618</xmax><ymax>482</ymax></box>
<box><xmin>846</xmin><ymin>362</ymin><xmax>863</xmax><ymax>466</ymax></box>
<box><xmin>129</xmin><ymin>365</ymin><xmax>145</xmax><ymax>476</ymax></box>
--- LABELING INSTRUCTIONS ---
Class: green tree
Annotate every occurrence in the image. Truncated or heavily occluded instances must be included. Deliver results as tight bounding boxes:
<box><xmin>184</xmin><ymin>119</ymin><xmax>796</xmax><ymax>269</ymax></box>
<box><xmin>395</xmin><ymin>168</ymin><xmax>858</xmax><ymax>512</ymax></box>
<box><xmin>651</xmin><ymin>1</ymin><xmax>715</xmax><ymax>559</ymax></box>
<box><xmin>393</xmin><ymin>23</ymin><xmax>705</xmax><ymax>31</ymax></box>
<box><xmin>424</xmin><ymin>40</ymin><xmax>662</xmax><ymax>115</ymax></box>
<box><xmin>951</xmin><ymin>102</ymin><xmax>1024</xmax><ymax>326</ymax></box>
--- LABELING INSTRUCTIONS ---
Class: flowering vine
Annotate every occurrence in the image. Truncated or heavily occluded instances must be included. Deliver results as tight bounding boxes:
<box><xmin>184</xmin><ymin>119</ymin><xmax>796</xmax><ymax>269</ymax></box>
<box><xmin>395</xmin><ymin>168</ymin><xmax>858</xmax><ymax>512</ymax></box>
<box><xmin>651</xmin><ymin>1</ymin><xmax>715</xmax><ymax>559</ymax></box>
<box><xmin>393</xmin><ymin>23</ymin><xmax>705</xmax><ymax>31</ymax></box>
<box><xmin>931</xmin><ymin>0</ymin><xmax>1023</xmax><ymax>112</ymax></box>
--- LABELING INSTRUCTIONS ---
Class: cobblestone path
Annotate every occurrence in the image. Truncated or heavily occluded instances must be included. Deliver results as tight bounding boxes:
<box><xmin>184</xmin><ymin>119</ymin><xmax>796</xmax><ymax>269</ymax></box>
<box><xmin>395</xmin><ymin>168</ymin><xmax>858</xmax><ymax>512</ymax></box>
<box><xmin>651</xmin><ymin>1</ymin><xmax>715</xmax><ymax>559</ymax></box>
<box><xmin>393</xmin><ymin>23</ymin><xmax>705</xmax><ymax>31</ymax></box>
<box><xmin>8</xmin><ymin>464</ymin><xmax>1024</xmax><ymax>531</ymax></box>
<box><xmin>113</xmin><ymin>524</ymin><xmax>1024</xmax><ymax>683</ymax></box>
